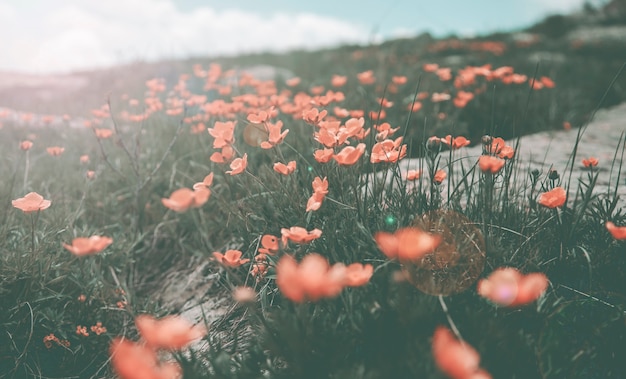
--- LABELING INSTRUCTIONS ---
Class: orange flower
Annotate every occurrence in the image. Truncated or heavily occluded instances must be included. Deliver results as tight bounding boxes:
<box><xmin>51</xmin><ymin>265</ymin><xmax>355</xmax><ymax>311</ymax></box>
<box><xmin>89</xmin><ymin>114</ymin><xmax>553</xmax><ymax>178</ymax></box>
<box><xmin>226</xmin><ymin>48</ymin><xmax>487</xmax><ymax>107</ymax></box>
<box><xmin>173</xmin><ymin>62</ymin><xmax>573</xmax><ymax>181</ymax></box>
<box><xmin>434</xmin><ymin>169</ymin><xmax>447</xmax><ymax>184</ymax></box>
<box><xmin>212</xmin><ymin>250</ymin><xmax>250</xmax><ymax>267</ymax></box>
<box><xmin>274</xmin><ymin>161</ymin><xmax>296</xmax><ymax>175</ymax></box>
<box><xmin>193</xmin><ymin>173</ymin><xmax>214</xmax><ymax>191</ymax></box>
<box><xmin>477</xmin><ymin>267</ymin><xmax>548</xmax><ymax>307</ymax></box>
<box><xmin>110</xmin><ymin>338</ymin><xmax>182</xmax><ymax>379</ymax></box>
<box><xmin>423</xmin><ymin>63</ymin><xmax>439</xmax><ymax>72</ymax></box>
<box><xmin>357</xmin><ymin>70</ymin><xmax>375</xmax><ymax>85</ymax></box>
<box><xmin>538</xmin><ymin>187</ymin><xmax>566</xmax><ymax>208</ymax></box>
<box><xmin>247</xmin><ymin>107</ymin><xmax>274</xmax><ymax>124</ymax></box>
<box><xmin>46</xmin><ymin>146</ymin><xmax>65</xmax><ymax>156</ymax></box>
<box><xmin>63</xmin><ymin>236</ymin><xmax>113</xmax><ymax>256</ymax></box>
<box><xmin>281</xmin><ymin>226</ymin><xmax>322</xmax><ymax>245</ymax></box>
<box><xmin>210</xmin><ymin>145</ymin><xmax>235</xmax><ymax>163</ymax></box>
<box><xmin>370</xmin><ymin>137</ymin><xmax>407</xmax><ymax>164</ymax></box>
<box><xmin>286</xmin><ymin>77</ymin><xmax>301</xmax><ymax>87</ymax></box>
<box><xmin>374</xmin><ymin>227</ymin><xmax>441</xmax><ymax>261</ymax></box>
<box><xmin>331</xmin><ymin>75</ymin><xmax>347</xmax><ymax>87</ymax></box>
<box><xmin>582</xmin><ymin>157</ymin><xmax>598</xmax><ymax>167</ymax></box>
<box><xmin>208</xmin><ymin>121</ymin><xmax>236</xmax><ymax>148</ymax></box>
<box><xmin>432</xmin><ymin>326</ymin><xmax>491</xmax><ymax>379</ymax></box>
<box><xmin>314</xmin><ymin>148</ymin><xmax>334</xmax><ymax>163</ymax></box>
<box><xmin>302</xmin><ymin>108</ymin><xmax>327</xmax><ymax>125</ymax></box>
<box><xmin>226</xmin><ymin>154</ymin><xmax>248</xmax><ymax>176</ymax></box>
<box><xmin>79</xmin><ymin>154</ymin><xmax>90</xmax><ymax>164</ymax></box>
<box><xmin>20</xmin><ymin>140</ymin><xmax>33</xmax><ymax>150</ymax></box>
<box><xmin>406</xmin><ymin>169</ymin><xmax>421</xmax><ymax>181</ymax></box>
<box><xmin>94</xmin><ymin>128</ymin><xmax>113</xmax><ymax>139</ymax></box>
<box><xmin>392</xmin><ymin>75</ymin><xmax>408</xmax><ymax>85</ymax></box>
<box><xmin>441</xmin><ymin>135</ymin><xmax>470</xmax><ymax>150</ymax></box>
<box><xmin>258</xmin><ymin>234</ymin><xmax>280</xmax><ymax>255</ymax></box>
<box><xmin>135</xmin><ymin>314</ymin><xmax>207</xmax><ymax>350</ymax></box>
<box><xmin>306</xmin><ymin>176</ymin><xmax>329</xmax><ymax>212</ymax></box>
<box><xmin>276</xmin><ymin>254</ymin><xmax>346</xmax><ymax>302</ymax></box>
<box><xmin>478</xmin><ymin>155</ymin><xmax>505</xmax><ymax>174</ymax></box>
<box><xmin>333</xmin><ymin>143</ymin><xmax>366</xmax><ymax>166</ymax></box>
<box><xmin>161</xmin><ymin>188</ymin><xmax>201</xmax><ymax>212</ymax></box>
<box><xmin>344</xmin><ymin>263</ymin><xmax>374</xmax><ymax>287</ymax></box>
<box><xmin>605</xmin><ymin>221</ymin><xmax>626</xmax><ymax>240</ymax></box>
<box><xmin>12</xmin><ymin>192</ymin><xmax>51</xmax><ymax>213</ymax></box>
<box><xmin>260</xmin><ymin>120</ymin><xmax>289</xmax><ymax>149</ymax></box>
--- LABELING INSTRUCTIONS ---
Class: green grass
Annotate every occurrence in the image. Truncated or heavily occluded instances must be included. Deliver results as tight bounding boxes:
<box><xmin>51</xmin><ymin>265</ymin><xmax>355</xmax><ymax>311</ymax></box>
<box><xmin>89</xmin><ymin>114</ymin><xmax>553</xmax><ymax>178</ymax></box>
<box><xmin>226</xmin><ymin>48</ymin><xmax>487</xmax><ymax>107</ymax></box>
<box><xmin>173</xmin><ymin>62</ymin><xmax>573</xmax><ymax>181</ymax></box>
<box><xmin>1</xmin><ymin>28</ymin><xmax>626</xmax><ymax>378</ymax></box>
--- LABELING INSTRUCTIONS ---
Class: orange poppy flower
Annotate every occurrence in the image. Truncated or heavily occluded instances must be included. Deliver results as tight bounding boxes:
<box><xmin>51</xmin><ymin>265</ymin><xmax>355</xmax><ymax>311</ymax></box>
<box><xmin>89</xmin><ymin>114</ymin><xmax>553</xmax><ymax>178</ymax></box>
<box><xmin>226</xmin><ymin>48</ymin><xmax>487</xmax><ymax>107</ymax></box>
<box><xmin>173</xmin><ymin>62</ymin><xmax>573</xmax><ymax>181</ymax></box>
<box><xmin>406</xmin><ymin>169</ymin><xmax>421</xmax><ymax>181</ymax></box>
<box><xmin>274</xmin><ymin>161</ymin><xmax>296</xmax><ymax>175</ymax></box>
<box><xmin>331</xmin><ymin>75</ymin><xmax>348</xmax><ymax>87</ymax></box>
<box><xmin>210</xmin><ymin>145</ymin><xmax>234</xmax><ymax>163</ymax></box>
<box><xmin>302</xmin><ymin>108</ymin><xmax>327</xmax><ymax>125</ymax></box>
<box><xmin>281</xmin><ymin>226</ymin><xmax>322</xmax><ymax>245</ymax></box>
<box><xmin>441</xmin><ymin>135</ymin><xmax>470</xmax><ymax>149</ymax></box>
<box><xmin>477</xmin><ymin>267</ymin><xmax>548</xmax><ymax>307</ymax></box>
<box><xmin>582</xmin><ymin>157</ymin><xmax>598</xmax><ymax>167</ymax></box>
<box><xmin>357</xmin><ymin>70</ymin><xmax>375</xmax><ymax>85</ymax></box>
<box><xmin>94</xmin><ymin>128</ymin><xmax>114</xmax><ymax>139</ymax></box>
<box><xmin>537</xmin><ymin>187</ymin><xmax>566</xmax><ymax>208</ymax></box>
<box><xmin>306</xmin><ymin>176</ymin><xmax>329</xmax><ymax>212</ymax></box>
<box><xmin>407</xmin><ymin>101</ymin><xmax>423</xmax><ymax>112</ymax></box>
<box><xmin>276</xmin><ymin>254</ymin><xmax>346</xmax><ymax>302</ymax></box>
<box><xmin>20</xmin><ymin>140</ymin><xmax>33</xmax><ymax>150</ymax></box>
<box><xmin>247</xmin><ymin>107</ymin><xmax>275</xmax><ymax>124</ymax></box>
<box><xmin>370</xmin><ymin>138</ymin><xmax>407</xmax><ymax>164</ymax></box>
<box><xmin>226</xmin><ymin>154</ymin><xmax>248</xmax><ymax>176</ymax></box>
<box><xmin>423</xmin><ymin>63</ymin><xmax>439</xmax><ymax>72</ymax></box>
<box><xmin>193</xmin><ymin>173</ymin><xmax>214</xmax><ymax>191</ymax></box>
<box><xmin>63</xmin><ymin>236</ymin><xmax>113</xmax><ymax>256</ymax></box>
<box><xmin>285</xmin><ymin>77</ymin><xmax>301</xmax><ymax>87</ymax></box>
<box><xmin>110</xmin><ymin>338</ymin><xmax>182</xmax><ymax>379</ymax></box>
<box><xmin>12</xmin><ymin>192</ymin><xmax>51</xmax><ymax>213</ymax></box>
<box><xmin>314</xmin><ymin>148</ymin><xmax>334</xmax><ymax>163</ymax></box>
<box><xmin>432</xmin><ymin>326</ymin><xmax>491</xmax><ymax>379</ymax></box>
<box><xmin>80</xmin><ymin>154</ymin><xmax>90</xmax><ymax>164</ymax></box>
<box><xmin>135</xmin><ymin>314</ymin><xmax>207</xmax><ymax>350</ymax></box>
<box><xmin>258</xmin><ymin>234</ymin><xmax>280</xmax><ymax>255</ymax></box>
<box><xmin>605</xmin><ymin>221</ymin><xmax>626</xmax><ymax>240</ymax></box>
<box><xmin>208</xmin><ymin>121</ymin><xmax>236</xmax><ymax>148</ymax></box>
<box><xmin>392</xmin><ymin>75</ymin><xmax>408</xmax><ymax>85</ymax></box>
<box><xmin>478</xmin><ymin>155</ymin><xmax>505</xmax><ymax>174</ymax></box>
<box><xmin>434</xmin><ymin>169</ymin><xmax>447</xmax><ymax>184</ymax></box>
<box><xmin>333</xmin><ymin>143</ymin><xmax>366</xmax><ymax>166</ymax></box>
<box><xmin>161</xmin><ymin>188</ymin><xmax>194</xmax><ymax>212</ymax></box>
<box><xmin>344</xmin><ymin>263</ymin><xmax>374</xmax><ymax>287</ymax></box>
<box><xmin>260</xmin><ymin>120</ymin><xmax>289</xmax><ymax>149</ymax></box>
<box><xmin>497</xmin><ymin>145</ymin><xmax>515</xmax><ymax>159</ymax></box>
<box><xmin>375</xmin><ymin>227</ymin><xmax>441</xmax><ymax>261</ymax></box>
<box><xmin>46</xmin><ymin>146</ymin><xmax>65</xmax><ymax>156</ymax></box>
<box><xmin>212</xmin><ymin>250</ymin><xmax>250</xmax><ymax>267</ymax></box>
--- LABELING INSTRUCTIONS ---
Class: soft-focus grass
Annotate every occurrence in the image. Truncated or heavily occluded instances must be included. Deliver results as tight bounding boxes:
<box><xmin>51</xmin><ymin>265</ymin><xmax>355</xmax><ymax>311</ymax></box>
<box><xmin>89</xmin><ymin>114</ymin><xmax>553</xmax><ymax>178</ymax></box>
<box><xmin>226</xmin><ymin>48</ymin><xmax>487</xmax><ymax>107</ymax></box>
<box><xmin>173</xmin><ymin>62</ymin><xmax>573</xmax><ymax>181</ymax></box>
<box><xmin>1</xmin><ymin>19</ymin><xmax>626</xmax><ymax>378</ymax></box>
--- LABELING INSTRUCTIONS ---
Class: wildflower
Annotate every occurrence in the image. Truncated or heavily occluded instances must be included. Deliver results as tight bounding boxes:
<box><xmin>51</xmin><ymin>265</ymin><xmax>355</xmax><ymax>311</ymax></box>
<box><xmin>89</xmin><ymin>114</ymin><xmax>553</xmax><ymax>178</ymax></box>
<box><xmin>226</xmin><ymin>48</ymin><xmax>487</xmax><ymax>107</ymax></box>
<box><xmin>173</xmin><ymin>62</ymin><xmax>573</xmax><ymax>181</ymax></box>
<box><xmin>226</xmin><ymin>154</ymin><xmax>248</xmax><ymax>175</ymax></box>
<box><xmin>12</xmin><ymin>192</ymin><xmax>51</xmax><ymax>213</ymax></box>
<box><xmin>375</xmin><ymin>227</ymin><xmax>441</xmax><ymax>261</ymax></box>
<box><xmin>63</xmin><ymin>236</ymin><xmax>113</xmax><ymax>256</ymax></box>
<box><xmin>94</xmin><ymin>128</ymin><xmax>113</xmax><ymax>139</ymax></box>
<box><xmin>441</xmin><ymin>135</ymin><xmax>470</xmax><ymax>150</ymax></box>
<box><xmin>80</xmin><ymin>154</ymin><xmax>90</xmax><ymax>164</ymax></box>
<box><xmin>392</xmin><ymin>75</ymin><xmax>408</xmax><ymax>85</ymax></box>
<box><xmin>314</xmin><ymin>148</ymin><xmax>334</xmax><ymax>163</ymax></box>
<box><xmin>193</xmin><ymin>173</ymin><xmax>214</xmax><ymax>191</ymax></box>
<box><xmin>538</xmin><ymin>187</ymin><xmax>566</xmax><ymax>208</ymax></box>
<box><xmin>247</xmin><ymin>107</ymin><xmax>274</xmax><ymax>124</ymax></box>
<box><xmin>233</xmin><ymin>286</ymin><xmax>256</xmax><ymax>303</ymax></box>
<box><xmin>605</xmin><ymin>221</ymin><xmax>626</xmax><ymax>240</ymax></box>
<box><xmin>423</xmin><ymin>63</ymin><xmax>439</xmax><ymax>72</ymax></box>
<box><xmin>306</xmin><ymin>176</ymin><xmax>329</xmax><ymax>212</ymax></box>
<box><xmin>563</xmin><ymin>121</ymin><xmax>572</xmax><ymax>130</ymax></box>
<box><xmin>478</xmin><ymin>155</ymin><xmax>505</xmax><ymax>174</ymax></box>
<box><xmin>20</xmin><ymin>140</ymin><xmax>33</xmax><ymax>150</ymax></box>
<box><xmin>370</xmin><ymin>138</ymin><xmax>407</xmax><ymax>164</ymax></box>
<box><xmin>582</xmin><ymin>157</ymin><xmax>598</xmax><ymax>167</ymax></box>
<box><xmin>276</xmin><ymin>253</ymin><xmax>346</xmax><ymax>302</ymax></box>
<box><xmin>76</xmin><ymin>325</ymin><xmax>89</xmax><ymax>337</ymax></box>
<box><xmin>260</xmin><ymin>120</ymin><xmax>289</xmax><ymax>149</ymax></box>
<box><xmin>135</xmin><ymin>314</ymin><xmax>207</xmax><ymax>350</ymax></box>
<box><xmin>406</xmin><ymin>169</ymin><xmax>421</xmax><ymax>181</ymax></box>
<box><xmin>212</xmin><ymin>250</ymin><xmax>250</xmax><ymax>267</ymax></box>
<box><xmin>258</xmin><ymin>234</ymin><xmax>280</xmax><ymax>255</ymax></box>
<box><xmin>432</xmin><ymin>326</ymin><xmax>491</xmax><ymax>379</ymax></box>
<box><xmin>286</xmin><ymin>77</ymin><xmax>301</xmax><ymax>87</ymax></box>
<box><xmin>161</xmin><ymin>188</ymin><xmax>199</xmax><ymax>212</ymax></box>
<box><xmin>333</xmin><ymin>143</ymin><xmax>366</xmax><ymax>166</ymax></box>
<box><xmin>357</xmin><ymin>70</ymin><xmax>375</xmax><ymax>85</ymax></box>
<box><xmin>274</xmin><ymin>161</ymin><xmax>296</xmax><ymax>175</ymax></box>
<box><xmin>46</xmin><ymin>146</ymin><xmax>65</xmax><ymax>156</ymax></box>
<box><xmin>302</xmin><ymin>108</ymin><xmax>327</xmax><ymax>125</ymax></box>
<box><xmin>331</xmin><ymin>75</ymin><xmax>348</xmax><ymax>87</ymax></box>
<box><xmin>77</xmin><ymin>294</ymin><xmax>86</xmax><ymax>302</ymax></box>
<box><xmin>477</xmin><ymin>267</ymin><xmax>548</xmax><ymax>307</ymax></box>
<box><xmin>251</xmin><ymin>263</ymin><xmax>269</xmax><ymax>279</ymax></box>
<box><xmin>281</xmin><ymin>226</ymin><xmax>322</xmax><ymax>245</ymax></box>
<box><xmin>110</xmin><ymin>338</ymin><xmax>182</xmax><ymax>379</ymax></box>
<box><xmin>210</xmin><ymin>145</ymin><xmax>235</xmax><ymax>163</ymax></box>
<box><xmin>90</xmin><ymin>322</ymin><xmax>107</xmax><ymax>335</ymax></box>
<box><xmin>344</xmin><ymin>263</ymin><xmax>374</xmax><ymax>287</ymax></box>
<box><xmin>86</xmin><ymin>170</ymin><xmax>96</xmax><ymax>179</ymax></box>
<box><xmin>434</xmin><ymin>169</ymin><xmax>447</xmax><ymax>184</ymax></box>
<box><xmin>208</xmin><ymin>121</ymin><xmax>236</xmax><ymax>148</ymax></box>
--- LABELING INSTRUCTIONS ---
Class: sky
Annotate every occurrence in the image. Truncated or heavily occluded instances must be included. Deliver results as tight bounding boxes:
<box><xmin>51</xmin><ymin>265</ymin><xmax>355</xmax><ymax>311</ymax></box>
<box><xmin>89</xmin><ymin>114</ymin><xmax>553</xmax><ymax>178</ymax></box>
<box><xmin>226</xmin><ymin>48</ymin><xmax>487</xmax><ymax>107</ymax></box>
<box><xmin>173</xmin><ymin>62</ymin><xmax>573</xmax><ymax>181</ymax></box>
<box><xmin>0</xmin><ymin>0</ymin><xmax>606</xmax><ymax>74</ymax></box>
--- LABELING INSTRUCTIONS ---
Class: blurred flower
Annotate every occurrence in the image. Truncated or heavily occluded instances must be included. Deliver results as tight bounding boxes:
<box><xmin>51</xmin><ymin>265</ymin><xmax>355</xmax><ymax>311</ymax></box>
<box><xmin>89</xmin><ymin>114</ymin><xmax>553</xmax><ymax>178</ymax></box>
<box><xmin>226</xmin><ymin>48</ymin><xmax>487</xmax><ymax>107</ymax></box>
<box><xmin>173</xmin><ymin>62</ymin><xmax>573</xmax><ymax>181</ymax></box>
<box><xmin>434</xmin><ymin>169</ymin><xmax>447</xmax><ymax>184</ymax></box>
<box><xmin>432</xmin><ymin>326</ymin><xmax>491</xmax><ymax>379</ymax></box>
<box><xmin>46</xmin><ymin>146</ymin><xmax>65</xmax><ymax>156</ymax></box>
<box><xmin>94</xmin><ymin>128</ymin><xmax>113</xmax><ymax>139</ymax></box>
<box><xmin>76</xmin><ymin>325</ymin><xmax>89</xmax><ymax>337</ymax></box>
<box><xmin>406</xmin><ymin>169</ymin><xmax>421</xmax><ymax>181</ymax></box>
<box><xmin>582</xmin><ymin>157</ymin><xmax>598</xmax><ymax>168</ymax></box>
<box><xmin>12</xmin><ymin>192</ymin><xmax>51</xmax><ymax>213</ymax></box>
<box><xmin>20</xmin><ymin>140</ymin><xmax>33</xmax><ymax>150</ymax></box>
<box><xmin>79</xmin><ymin>154</ymin><xmax>90</xmax><ymax>164</ymax></box>
<box><xmin>477</xmin><ymin>267</ymin><xmax>548</xmax><ymax>307</ymax></box>
<box><xmin>478</xmin><ymin>155</ymin><xmax>505</xmax><ymax>174</ymax></box>
<box><xmin>538</xmin><ymin>187</ymin><xmax>566</xmax><ymax>208</ymax></box>
<box><xmin>331</xmin><ymin>75</ymin><xmax>347</xmax><ymax>87</ymax></box>
<box><xmin>276</xmin><ymin>253</ymin><xmax>346</xmax><ymax>302</ymax></box>
<box><xmin>63</xmin><ymin>236</ymin><xmax>113</xmax><ymax>256</ymax></box>
<box><xmin>274</xmin><ymin>161</ymin><xmax>296</xmax><ymax>175</ymax></box>
<box><xmin>135</xmin><ymin>314</ymin><xmax>207</xmax><ymax>350</ymax></box>
<box><xmin>605</xmin><ymin>221</ymin><xmax>626</xmax><ymax>240</ymax></box>
<box><xmin>344</xmin><ymin>263</ymin><xmax>374</xmax><ymax>287</ymax></box>
<box><xmin>110</xmin><ymin>338</ymin><xmax>182</xmax><ymax>379</ymax></box>
<box><xmin>281</xmin><ymin>226</ymin><xmax>322</xmax><ymax>245</ymax></box>
<box><xmin>233</xmin><ymin>286</ymin><xmax>256</xmax><ymax>303</ymax></box>
<box><xmin>212</xmin><ymin>250</ymin><xmax>250</xmax><ymax>267</ymax></box>
<box><xmin>375</xmin><ymin>227</ymin><xmax>441</xmax><ymax>261</ymax></box>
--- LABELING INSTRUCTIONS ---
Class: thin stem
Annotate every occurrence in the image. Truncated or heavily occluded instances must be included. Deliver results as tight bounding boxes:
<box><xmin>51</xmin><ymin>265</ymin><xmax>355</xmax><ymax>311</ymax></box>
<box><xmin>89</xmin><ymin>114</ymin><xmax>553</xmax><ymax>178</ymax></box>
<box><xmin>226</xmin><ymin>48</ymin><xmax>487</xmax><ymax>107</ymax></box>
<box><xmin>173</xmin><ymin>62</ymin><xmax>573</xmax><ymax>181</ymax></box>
<box><xmin>438</xmin><ymin>295</ymin><xmax>463</xmax><ymax>341</ymax></box>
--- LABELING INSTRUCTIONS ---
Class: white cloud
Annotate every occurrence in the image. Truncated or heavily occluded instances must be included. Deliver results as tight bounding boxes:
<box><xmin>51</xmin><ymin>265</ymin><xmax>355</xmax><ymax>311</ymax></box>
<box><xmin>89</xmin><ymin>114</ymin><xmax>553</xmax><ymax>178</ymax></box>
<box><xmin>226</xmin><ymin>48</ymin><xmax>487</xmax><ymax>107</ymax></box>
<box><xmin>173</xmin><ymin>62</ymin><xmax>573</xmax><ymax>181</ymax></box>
<box><xmin>0</xmin><ymin>0</ymin><xmax>369</xmax><ymax>74</ymax></box>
